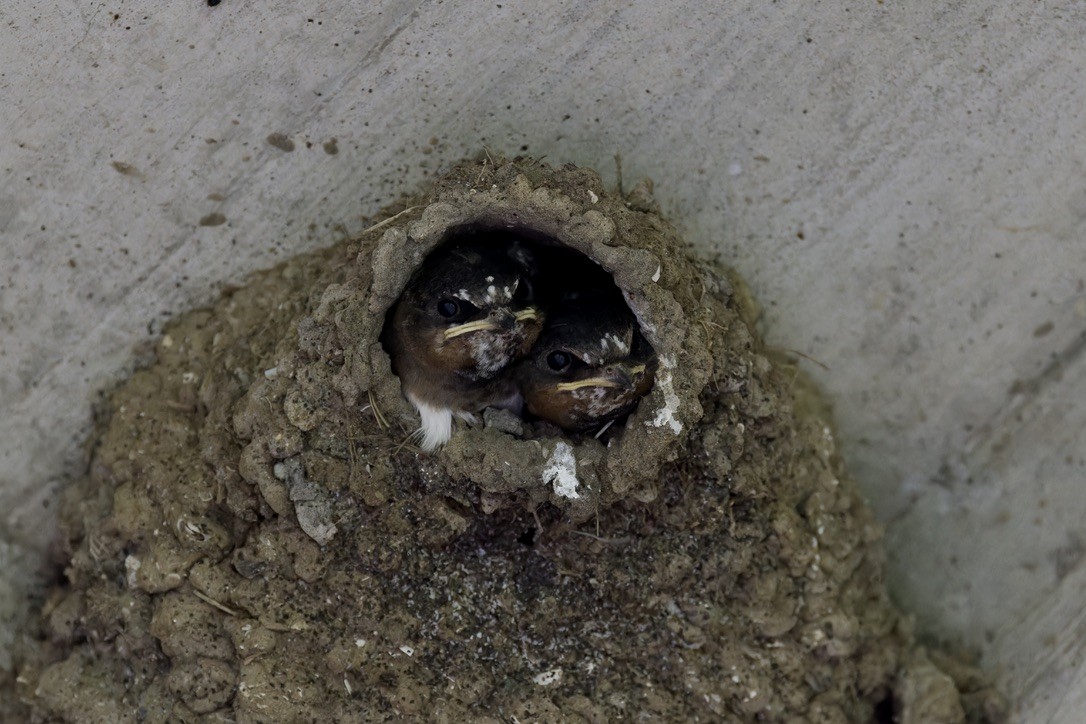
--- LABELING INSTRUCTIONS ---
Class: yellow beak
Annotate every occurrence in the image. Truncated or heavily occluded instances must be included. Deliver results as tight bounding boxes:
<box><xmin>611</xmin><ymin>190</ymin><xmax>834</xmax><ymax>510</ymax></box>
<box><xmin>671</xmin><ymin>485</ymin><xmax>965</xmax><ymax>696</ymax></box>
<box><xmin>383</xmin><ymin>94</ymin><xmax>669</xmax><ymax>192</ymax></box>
<box><xmin>514</xmin><ymin>307</ymin><xmax>540</xmax><ymax>323</ymax></box>
<box><xmin>444</xmin><ymin>307</ymin><xmax>538</xmax><ymax>340</ymax></box>
<box><xmin>443</xmin><ymin>320</ymin><xmax>498</xmax><ymax>339</ymax></box>
<box><xmin>554</xmin><ymin>363</ymin><xmax>646</xmax><ymax>392</ymax></box>
<box><xmin>555</xmin><ymin>377</ymin><xmax>622</xmax><ymax>392</ymax></box>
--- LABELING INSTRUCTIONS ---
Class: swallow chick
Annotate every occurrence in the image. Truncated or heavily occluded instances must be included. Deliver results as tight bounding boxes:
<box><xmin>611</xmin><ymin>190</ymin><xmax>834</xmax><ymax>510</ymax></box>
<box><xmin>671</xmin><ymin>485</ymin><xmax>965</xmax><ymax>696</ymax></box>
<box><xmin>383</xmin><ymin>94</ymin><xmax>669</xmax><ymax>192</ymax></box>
<box><xmin>384</xmin><ymin>238</ymin><xmax>543</xmax><ymax>451</ymax></box>
<box><xmin>517</xmin><ymin>294</ymin><xmax>656</xmax><ymax>433</ymax></box>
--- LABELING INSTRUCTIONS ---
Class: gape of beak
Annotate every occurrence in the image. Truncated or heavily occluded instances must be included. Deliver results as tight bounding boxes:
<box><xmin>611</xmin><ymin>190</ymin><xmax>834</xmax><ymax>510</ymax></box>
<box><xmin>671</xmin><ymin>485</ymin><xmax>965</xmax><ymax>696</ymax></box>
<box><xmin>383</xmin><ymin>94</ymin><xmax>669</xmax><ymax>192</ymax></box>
<box><xmin>443</xmin><ymin>319</ymin><xmax>499</xmax><ymax>340</ymax></box>
<box><xmin>555</xmin><ymin>362</ymin><xmax>649</xmax><ymax>393</ymax></box>
<box><xmin>443</xmin><ymin>305</ymin><xmax>541</xmax><ymax>340</ymax></box>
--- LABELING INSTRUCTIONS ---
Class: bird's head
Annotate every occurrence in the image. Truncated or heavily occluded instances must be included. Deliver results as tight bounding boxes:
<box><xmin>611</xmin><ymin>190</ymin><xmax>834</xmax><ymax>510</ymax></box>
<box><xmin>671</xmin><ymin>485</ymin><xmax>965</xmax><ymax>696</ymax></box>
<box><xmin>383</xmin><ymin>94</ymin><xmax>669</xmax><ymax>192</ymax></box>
<box><xmin>395</xmin><ymin>241</ymin><xmax>544</xmax><ymax>381</ymax></box>
<box><xmin>518</xmin><ymin>299</ymin><xmax>656</xmax><ymax>432</ymax></box>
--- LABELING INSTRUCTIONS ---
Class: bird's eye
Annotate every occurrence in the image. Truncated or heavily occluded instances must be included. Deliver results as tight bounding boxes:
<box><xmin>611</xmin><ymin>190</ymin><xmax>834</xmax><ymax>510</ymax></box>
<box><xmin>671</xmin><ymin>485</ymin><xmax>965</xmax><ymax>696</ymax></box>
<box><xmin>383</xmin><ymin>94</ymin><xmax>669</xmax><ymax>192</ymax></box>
<box><xmin>546</xmin><ymin>350</ymin><xmax>572</xmax><ymax>371</ymax></box>
<box><xmin>437</xmin><ymin>299</ymin><xmax>460</xmax><ymax>318</ymax></box>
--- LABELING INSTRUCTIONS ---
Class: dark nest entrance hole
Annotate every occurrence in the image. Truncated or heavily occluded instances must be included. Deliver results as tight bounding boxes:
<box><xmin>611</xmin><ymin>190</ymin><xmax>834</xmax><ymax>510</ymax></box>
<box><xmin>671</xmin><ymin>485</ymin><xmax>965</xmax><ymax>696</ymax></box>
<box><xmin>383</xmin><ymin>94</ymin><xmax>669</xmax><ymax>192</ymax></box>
<box><xmin>380</xmin><ymin>223</ymin><xmax>658</xmax><ymax>447</ymax></box>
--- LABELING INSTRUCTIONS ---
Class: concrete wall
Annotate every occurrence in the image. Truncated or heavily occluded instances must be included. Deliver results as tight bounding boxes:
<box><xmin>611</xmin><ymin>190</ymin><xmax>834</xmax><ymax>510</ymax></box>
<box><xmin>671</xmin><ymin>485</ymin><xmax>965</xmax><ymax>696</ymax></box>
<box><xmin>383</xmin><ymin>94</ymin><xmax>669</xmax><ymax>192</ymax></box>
<box><xmin>3</xmin><ymin>2</ymin><xmax>1085</xmax><ymax>716</ymax></box>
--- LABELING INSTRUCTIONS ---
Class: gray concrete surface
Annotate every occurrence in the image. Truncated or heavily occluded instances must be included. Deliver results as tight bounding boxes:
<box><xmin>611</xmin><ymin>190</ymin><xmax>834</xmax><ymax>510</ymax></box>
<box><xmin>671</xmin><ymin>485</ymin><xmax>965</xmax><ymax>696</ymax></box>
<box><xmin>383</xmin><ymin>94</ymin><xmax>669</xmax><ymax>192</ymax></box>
<box><xmin>2</xmin><ymin>1</ymin><xmax>1085</xmax><ymax>718</ymax></box>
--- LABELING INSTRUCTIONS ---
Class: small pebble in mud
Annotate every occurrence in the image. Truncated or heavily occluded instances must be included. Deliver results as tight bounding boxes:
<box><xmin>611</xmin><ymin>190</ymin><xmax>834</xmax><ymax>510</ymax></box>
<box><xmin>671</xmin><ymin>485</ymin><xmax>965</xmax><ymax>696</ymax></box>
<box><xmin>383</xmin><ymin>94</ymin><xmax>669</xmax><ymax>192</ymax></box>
<box><xmin>110</xmin><ymin>160</ymin><xmax>141</xmax><ymax>177</ymax></box>
<box><xmin>322</xmin><ymin>138</ymin><xmax>338</xmax><ymax>155</ymax></box>
<box><xmin>265</xmin><ymin>132</ymin><xmax>295</xmax><ymax>152</ymax></box>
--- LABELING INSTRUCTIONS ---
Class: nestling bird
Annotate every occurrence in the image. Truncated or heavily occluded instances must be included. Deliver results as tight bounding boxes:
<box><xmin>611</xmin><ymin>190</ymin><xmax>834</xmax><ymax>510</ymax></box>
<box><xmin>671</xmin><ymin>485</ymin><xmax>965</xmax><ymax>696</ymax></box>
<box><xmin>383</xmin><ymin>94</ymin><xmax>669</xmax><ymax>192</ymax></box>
<box><xmin>384</xmin><ymin>237</ymin><xmax>543</xmax><ymax>451</ymax></box>
<box><xmin>516</xmin><ymin>289</ymin><xmax>656</xmax><ymax>433</ymax></box>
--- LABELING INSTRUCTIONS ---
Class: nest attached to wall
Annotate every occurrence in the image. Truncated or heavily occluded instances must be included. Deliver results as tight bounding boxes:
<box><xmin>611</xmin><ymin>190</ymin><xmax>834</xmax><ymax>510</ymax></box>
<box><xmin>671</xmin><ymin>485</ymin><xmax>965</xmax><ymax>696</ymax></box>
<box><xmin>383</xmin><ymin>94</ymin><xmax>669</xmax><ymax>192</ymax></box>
<box><xmin>8</xmin><ymin>157</ymin><xmax>998</xmax><ymax>723</ymax></box>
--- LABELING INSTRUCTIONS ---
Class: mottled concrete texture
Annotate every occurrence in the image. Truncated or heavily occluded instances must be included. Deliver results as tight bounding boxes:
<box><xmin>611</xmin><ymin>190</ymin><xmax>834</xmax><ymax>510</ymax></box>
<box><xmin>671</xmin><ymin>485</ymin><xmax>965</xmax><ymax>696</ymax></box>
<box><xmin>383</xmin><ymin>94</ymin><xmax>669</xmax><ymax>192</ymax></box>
<box><xmin>1</xmin><ymin>2</ymin><xmax>1084</xmax><ymax>718</ymax></box>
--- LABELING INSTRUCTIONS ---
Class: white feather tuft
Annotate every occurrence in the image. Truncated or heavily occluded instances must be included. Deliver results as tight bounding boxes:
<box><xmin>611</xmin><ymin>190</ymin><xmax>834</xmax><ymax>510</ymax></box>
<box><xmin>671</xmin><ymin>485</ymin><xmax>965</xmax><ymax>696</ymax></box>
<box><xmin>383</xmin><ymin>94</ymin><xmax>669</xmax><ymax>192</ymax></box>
<box><xmin>407</xmin><ymin>393</ymin><xmax>454</xmax><ymax>451</ymax></box>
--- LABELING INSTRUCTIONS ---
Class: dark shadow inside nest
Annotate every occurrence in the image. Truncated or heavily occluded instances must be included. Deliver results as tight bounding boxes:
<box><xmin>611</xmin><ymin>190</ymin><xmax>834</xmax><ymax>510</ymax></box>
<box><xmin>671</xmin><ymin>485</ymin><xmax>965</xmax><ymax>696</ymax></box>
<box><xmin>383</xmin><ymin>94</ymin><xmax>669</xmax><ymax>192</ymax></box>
<box><xmin>380</xmin><ymin>223</ymin><xmax>658</xmax><ymax>448</ymax></box>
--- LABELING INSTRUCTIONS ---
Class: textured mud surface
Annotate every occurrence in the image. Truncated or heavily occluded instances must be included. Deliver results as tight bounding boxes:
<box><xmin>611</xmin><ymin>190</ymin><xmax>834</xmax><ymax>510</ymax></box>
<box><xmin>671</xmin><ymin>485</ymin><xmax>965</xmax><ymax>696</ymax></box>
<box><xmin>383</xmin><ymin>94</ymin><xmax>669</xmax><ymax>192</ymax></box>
<box><xmin>6</xmin><ymin>157</ymin><xmax>1001</xmax><ymax>722</ymax></box>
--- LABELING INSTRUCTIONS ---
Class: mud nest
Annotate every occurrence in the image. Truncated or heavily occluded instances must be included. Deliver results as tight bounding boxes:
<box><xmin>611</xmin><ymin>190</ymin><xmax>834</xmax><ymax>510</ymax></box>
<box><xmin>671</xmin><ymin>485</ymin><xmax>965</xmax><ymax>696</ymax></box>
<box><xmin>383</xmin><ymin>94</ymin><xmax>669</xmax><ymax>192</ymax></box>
<box><xmin>6</xmin><ymin>156</ymin><xmax>1002</xmax><ymax>722</ymax></box>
